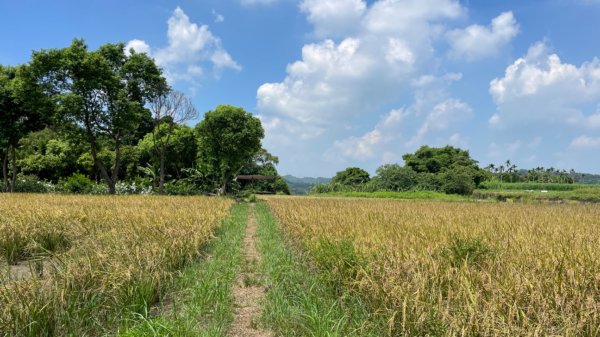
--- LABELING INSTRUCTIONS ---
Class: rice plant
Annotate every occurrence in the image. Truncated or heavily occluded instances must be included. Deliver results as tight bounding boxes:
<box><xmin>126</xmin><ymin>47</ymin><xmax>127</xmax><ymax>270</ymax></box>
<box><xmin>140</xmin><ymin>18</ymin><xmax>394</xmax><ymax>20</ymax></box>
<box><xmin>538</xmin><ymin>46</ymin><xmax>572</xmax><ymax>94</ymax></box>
<box><xmin>0</xmin><ymin>193</ymin><xmax>232</xmax><ymax>337</ymax></box>
<box><xmin>265</xmin><ymin>196</ymin><xmax>600</xmax><ymax>336</ymax></box>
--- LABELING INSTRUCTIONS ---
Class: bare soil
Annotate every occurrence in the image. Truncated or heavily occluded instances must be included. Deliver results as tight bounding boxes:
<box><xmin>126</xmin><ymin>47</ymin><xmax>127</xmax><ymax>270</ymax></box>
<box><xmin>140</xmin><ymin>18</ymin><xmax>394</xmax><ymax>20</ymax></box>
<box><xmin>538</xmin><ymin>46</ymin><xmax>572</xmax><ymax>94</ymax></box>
<box><xmin>1</xmin><ymin>258</ymin><xmax>57</xmax><ymax>282</ymax></box>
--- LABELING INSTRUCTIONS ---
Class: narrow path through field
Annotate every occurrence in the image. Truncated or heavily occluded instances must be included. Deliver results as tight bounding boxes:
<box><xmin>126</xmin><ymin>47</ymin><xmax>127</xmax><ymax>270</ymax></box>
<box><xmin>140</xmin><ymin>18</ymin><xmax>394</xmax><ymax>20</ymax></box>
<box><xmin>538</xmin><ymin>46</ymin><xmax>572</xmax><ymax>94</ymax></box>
<box><xmin>229</xmin><ymin>204</ymin><xmax>272</xmax><ymax>337</ymax></box>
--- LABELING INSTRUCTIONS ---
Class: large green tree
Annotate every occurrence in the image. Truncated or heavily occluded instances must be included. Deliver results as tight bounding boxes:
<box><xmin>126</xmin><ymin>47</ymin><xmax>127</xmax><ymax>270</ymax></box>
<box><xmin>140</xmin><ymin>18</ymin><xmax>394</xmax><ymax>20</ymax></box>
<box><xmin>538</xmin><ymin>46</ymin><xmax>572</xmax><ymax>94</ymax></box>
<box><xmin>331</xmin><ymin>167</ymin><xmax>370</xmax><ymax>186</ymax></box>
<box><xmin>195</xmin><ymin>105</ymin><xmax>264</xmax><ymax>194</ymax></box>
<box><xmin>18</xmin><ymin>128</ymin><xmax>84</xmax><ymax>182</ymax></box>
<box><xmin>0</xmin><ymin>65</ymin><xmax>50</xmax><ymax>192</ymax></box>
<box><xmin>402</xmin><ymin>145</ymin><xmax>486</xmax><ymax>194</ymax></box>
<box><xmin>31</xmin><ymin>39</ymin><xmax>168</xmax><ymax>194</ymax></box>
<box><xmin>402</xmin><ymin>145</ymin><xmax>479</xmax><ymax>174</ymax></box>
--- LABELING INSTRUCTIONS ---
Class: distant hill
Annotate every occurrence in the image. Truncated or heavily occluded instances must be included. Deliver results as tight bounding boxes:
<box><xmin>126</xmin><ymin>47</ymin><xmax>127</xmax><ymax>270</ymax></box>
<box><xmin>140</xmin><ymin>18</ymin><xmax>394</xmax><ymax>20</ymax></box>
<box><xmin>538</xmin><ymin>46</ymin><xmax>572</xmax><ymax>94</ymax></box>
<box><xmin>283</xmin><ymin>175</ymin><xmax>331</xmax><ymax>195</ymax></box>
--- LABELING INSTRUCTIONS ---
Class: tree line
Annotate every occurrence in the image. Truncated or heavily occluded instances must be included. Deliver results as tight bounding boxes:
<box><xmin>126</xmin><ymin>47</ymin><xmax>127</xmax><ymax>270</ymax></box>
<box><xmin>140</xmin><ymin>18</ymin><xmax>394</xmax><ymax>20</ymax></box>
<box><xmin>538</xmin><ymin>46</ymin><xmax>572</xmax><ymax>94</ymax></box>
<box><xmin>0</xmin><ymin>39</ymin><xmax>289</xmax><ymax>195</ymax></box>
<box><xmin>484</xmin><ymin>161</ymin><xmax>581</xmax><ymax>184</ymax></box>
<box><xmin>314</xmin><ymin>146</ymin><xmax>487</xmax><ymax>195</ymax></box>
<box><xmin>314</xmin><ymin>146</ymin><xmax>586</xmax><ymax>196</ymax></box>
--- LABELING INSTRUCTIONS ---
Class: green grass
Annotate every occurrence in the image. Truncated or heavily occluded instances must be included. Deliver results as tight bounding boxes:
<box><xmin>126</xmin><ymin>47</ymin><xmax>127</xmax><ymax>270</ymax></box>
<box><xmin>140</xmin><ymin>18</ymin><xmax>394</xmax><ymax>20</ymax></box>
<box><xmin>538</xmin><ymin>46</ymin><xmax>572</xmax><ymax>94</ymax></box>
<box><xmin>317</xmin><ymin>190</ymin><xmax>471</xmax><ymax>201</ymax></box>
<box><xmin>117</xmin><ymin>203</ymin><xmax>247</xmax><ymax>337</ymax></box>
<box><xmin>254</xmin><ymin>202</ymin><xmax>387</xmax><ymax>337</ymax></box>
<box><xmin>473</xmin><ymin>187</ymin><xmax>600</xmax><ymax>203</ymax></box>
<box><xmin>479</xmin><ymin>181</ymin><xmax>596</xmax><ymax>191</ymax></box>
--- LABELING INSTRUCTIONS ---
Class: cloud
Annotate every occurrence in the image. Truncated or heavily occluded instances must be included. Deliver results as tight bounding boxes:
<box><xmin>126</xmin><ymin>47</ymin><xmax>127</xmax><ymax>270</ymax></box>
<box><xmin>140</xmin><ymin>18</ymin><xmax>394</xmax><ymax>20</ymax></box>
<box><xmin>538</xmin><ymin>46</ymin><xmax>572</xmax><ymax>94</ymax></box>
<box><xmin>127</xmin><ymin>7</ymin><xmax>240</xmax><ymax>85</ymax></box>
<box><xmin>300</xmin><ymin>0</ymin><xmax>367</xmax><ymax>38</ymax></box>
<box><xmin>482</xmin><ymin>42</ymin><xmax>600</xmax><ymax>172</ymax></box>
<box><xmin>258</xmin><ymin>38</ymin><xmax>382</xmax><ymax>127</ymax></box>
<box><xmin>408</xmin><ymin>98</ymin><xmax>472</xmax><ymax>145</ymax></box>
<box><xmin>570</xmin><ymin>135</ymin><xmax>600</xmax><ymax>149</ymax></box>
<box><xmin>125</xmin><ymin>39</ymin><xmax>151</xmax><ymax>55</ymax></box>
<box><xmin>332</xmin><ymin>129</ymin><xmax>386</xmax><ymax>160</ymax></box>
<box><xmin>212</xmin><ymin>10</ymin><xmax>224</xmax><ymax>23</ymax></box>
<box><xmin>258</xmin><ymin>0</ymin><xmax>465</xmax><ymax>141</ymax></box>
<box><xmin>330</xmin><ymin>87</ymin><xmax>472</xmax><ymax>163</ymax></box>
<box><xmin>489</xmin><ymin>41</ymin><xmax>600</xmax><ymax>127</ymax></box>
<box><xmin>362</xmin><ymin>0</ymin><xmax>463</xmax><ymax>36</ymax></box>
<box><xmin>256</xmin><ymin>0</ymin><xmax>530</xmax><ymax>175</ymax></box>
<box><xmin>447</xmin><ymin>11</ymin><xmax>519</xmax><ymax>61</ymax></box>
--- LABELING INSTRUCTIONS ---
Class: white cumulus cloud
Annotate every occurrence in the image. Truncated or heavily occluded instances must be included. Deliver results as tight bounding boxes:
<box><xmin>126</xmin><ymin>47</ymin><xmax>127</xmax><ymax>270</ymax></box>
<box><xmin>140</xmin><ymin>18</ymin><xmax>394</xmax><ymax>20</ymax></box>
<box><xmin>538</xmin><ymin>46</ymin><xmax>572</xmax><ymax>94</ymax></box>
<box><xmin>300</xmin><ymin>0</ymin><xmax>367</xmax><ymax>38</ymax></box>
<box><xmin>447</xmin><ymin>11</ymin><xmax>519</xmax><ymax>61</ymax></box>
<box><xmin>127</xmin><ymin>7</ymin><xmax>240</xmax><ymax>85</ymax></box>
<box><xmin>330</xmin><ymin>88</ymin><xmax>472</xmax><ymax>163</ymax></box>
<box><xmin>408</xmin><ymin>98</ymin><xmax>472</xmax><ymax>145</ymax></box>
<box><xmin>125</xmin><ymin>39</ymin><xmax>151</xmax><ymax>55</ymax></box>
<box><xmin>489</xmin><ymin>41</ymin><xmax>600</xmax><ymax>126</ymax></box>
<box><xmin>258</xmin><ymin>0</ymin><xmax>466</xmax><ymax>143</ymax></box>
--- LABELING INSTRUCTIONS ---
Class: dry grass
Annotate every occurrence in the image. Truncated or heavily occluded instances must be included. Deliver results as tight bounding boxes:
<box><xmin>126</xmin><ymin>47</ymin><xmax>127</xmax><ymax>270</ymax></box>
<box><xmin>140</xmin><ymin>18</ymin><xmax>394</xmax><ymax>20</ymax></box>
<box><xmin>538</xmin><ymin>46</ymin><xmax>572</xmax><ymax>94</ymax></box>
<box><xmin>265</xmin><ymin>196</ymin><xmax>600</xmax><ymax>336</ymax></box>
<box><xmin>0</xmin><ymin>194</ymin><xmax>232</xmax><ymax>336</ymax></box>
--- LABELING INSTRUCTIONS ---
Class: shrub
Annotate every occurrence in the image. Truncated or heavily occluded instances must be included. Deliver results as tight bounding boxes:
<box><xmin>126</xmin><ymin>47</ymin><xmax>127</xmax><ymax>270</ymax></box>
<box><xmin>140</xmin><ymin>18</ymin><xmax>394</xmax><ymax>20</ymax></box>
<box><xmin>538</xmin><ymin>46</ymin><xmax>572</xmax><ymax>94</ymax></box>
<box><xmin>416</xmin><ymin>173</ymin><xmax>443</xmax><ymax>191</ymax></box>
<box><xmin>440</xmin><ymin>168</ymin><xmax>476</xmax><ymax>195</ymax></box>
<box><xmin>13</xmin><ymin>175</ymin><xmax>54</xmax><ymax>193</ymax></box>
<box><xmin>116</xmin><ymin>181</ymin><xmax>153</xmax><ymax>195</ymax></box>
<box><xmin>60</xmin><ymin>173</ymin><xmax>94</xmax><ymax>194</ymax></box>
<box><xmin>163</xmin><ymin>180</ymin><xmax>203</xmax><ymax>195</ymax></box>
<box><xmin>374</xmin><ymin>164</ymin><xmax>418</xmax><ymax>191</ymax></box>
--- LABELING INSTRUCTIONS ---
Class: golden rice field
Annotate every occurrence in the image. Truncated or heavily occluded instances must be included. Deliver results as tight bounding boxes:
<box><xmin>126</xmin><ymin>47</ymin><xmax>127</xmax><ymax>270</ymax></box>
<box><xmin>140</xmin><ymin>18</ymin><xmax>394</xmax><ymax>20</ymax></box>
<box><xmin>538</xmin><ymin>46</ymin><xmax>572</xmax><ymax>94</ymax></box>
<box><xmin>265</xmin><ymin>196</ymin><xmax>600</xmax><ymax>336</ymax></box>
<box><xmin>0</xmin><ymin>194</ymin><xmax>232</xmax><ymax>336</ymax></box>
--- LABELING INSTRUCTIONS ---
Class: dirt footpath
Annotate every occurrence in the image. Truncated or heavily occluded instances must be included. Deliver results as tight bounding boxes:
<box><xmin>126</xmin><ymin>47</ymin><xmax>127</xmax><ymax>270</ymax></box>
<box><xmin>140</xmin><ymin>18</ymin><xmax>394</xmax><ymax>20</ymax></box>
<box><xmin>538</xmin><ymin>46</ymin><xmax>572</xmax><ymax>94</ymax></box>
<box><xmin>229</xmin><ymin>204</ymin><xmax>272</xmax><ymax>337</ymax></box>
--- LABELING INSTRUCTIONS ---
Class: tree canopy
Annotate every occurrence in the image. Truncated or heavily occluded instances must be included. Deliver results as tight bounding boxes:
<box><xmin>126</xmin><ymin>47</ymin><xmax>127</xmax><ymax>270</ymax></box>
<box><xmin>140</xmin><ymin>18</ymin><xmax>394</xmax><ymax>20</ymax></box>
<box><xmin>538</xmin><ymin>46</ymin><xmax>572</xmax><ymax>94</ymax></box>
<box><xmin>332</xmin><ymin>167</ymin><xmax>370</xmax><ymax>186</ymax></box>
<box><xmin>30</xmin><ymin>39</ymin><xmax>168</xmax><ymax>193</ymax></box>
<box><xmin>195</xmin><ymin>105</ymin><xmax>264</xmax><ymax>194</ymax></box>
<box><xmin>403</xmin><ymin>145</ymin><xmax>479</xmax><ymax>174</ymax></box>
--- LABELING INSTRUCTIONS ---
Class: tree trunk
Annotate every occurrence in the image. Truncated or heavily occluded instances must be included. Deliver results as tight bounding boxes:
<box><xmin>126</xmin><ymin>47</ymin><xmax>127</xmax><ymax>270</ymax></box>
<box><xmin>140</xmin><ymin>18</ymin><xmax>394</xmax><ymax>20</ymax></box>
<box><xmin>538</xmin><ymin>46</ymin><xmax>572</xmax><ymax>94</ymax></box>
<box><xmin>2</xmin><ymin>148</ymin><xmax>8</xmax><ymax>192</ymax></box>
<box><xmin>110</xmin><ymin>133</ymin><xmax>121</xmax><ymax>195</ymax></box>
<box><xmin>159</xmin><ymin>148</ymin><xmax>165</xmax><ymax>194</ymax></box>
<box><xmin>86</xmin><ymin>129</ymin><xmax>114</xmax><ymax>195</ymax></box>
<box><xmin>10</xmin><ymin>145</ymin><xmax>17</xmax><ymax>193</ymax></box>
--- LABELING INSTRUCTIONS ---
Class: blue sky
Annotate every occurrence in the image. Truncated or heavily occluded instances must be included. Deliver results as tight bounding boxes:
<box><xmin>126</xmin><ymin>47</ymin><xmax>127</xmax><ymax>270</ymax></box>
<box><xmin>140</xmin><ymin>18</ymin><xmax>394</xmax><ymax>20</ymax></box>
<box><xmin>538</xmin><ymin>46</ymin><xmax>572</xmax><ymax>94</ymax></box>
<box><xmin>2</xmin><ymin>0</ymin><xmax>600</xmax><ymax>177</ymax></box>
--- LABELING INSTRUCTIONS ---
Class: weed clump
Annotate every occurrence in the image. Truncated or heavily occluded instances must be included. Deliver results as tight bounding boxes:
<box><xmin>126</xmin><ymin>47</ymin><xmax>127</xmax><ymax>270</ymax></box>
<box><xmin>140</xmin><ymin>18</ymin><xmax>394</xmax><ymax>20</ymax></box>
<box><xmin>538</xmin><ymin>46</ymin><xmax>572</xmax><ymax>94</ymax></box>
<box><xmin>442</xmin><ymin>235</ymin><xmax>495</xmax><ymax>268</ymax></box>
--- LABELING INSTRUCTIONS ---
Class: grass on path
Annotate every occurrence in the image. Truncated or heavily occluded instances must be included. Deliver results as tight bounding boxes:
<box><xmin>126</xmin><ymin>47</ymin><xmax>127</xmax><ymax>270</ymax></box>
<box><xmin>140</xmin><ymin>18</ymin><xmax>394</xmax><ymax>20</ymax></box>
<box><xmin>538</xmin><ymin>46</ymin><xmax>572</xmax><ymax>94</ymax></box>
<box><xmin>254</xmin><ymin>202</ymin><xmax>387</xmax><ymax>337</ymax></box>
<box><xmin>118</xmin><ymin>203</ymin><xmax>248</xmax><ymax>337</ymax></box>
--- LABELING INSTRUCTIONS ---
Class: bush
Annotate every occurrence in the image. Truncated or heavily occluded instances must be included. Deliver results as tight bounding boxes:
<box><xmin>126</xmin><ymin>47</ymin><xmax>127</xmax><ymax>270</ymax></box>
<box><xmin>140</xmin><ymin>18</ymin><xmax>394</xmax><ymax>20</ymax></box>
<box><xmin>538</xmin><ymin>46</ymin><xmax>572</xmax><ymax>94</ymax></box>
<box><xmin>440</xmin><ymin>169</ymin><xmax>476</xmax><ymax>195</ymax></box>
<box><xmin>374</xmin><ymin>164</ymin><xmax>418</xmax><ymax>191</ymax></box>
<box><xmin>272</xmin><ymin>177</ymin><xmax>291</xmax><ymax>195</ymax></box>
<box><xmin>116</xmin><ymin>181</ymin><xmax>153</xmax><ymax>195</ymax></box>
<box><xmin>416</xmin><ymin>173</ymin><xmax>443</xmax><ymax>191</ymax></box>
<box><xmin>13</xmin><ymin>174</ymin><xmax>55</xmax><ymax>193</ymax></box>
<box><xmin>60</xmin><ymin>173</ymin><xmax>95</xmax><ymax>194</ymax></box>
<box><xmin>163</xmin><ymin>180</ymin><xmax>203</xmax><ymax>195</ymax></box>
<box><xmin>88</xmin><ymin>183</ymin><xmax>109</xmax><ymax>195</ymax></box>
